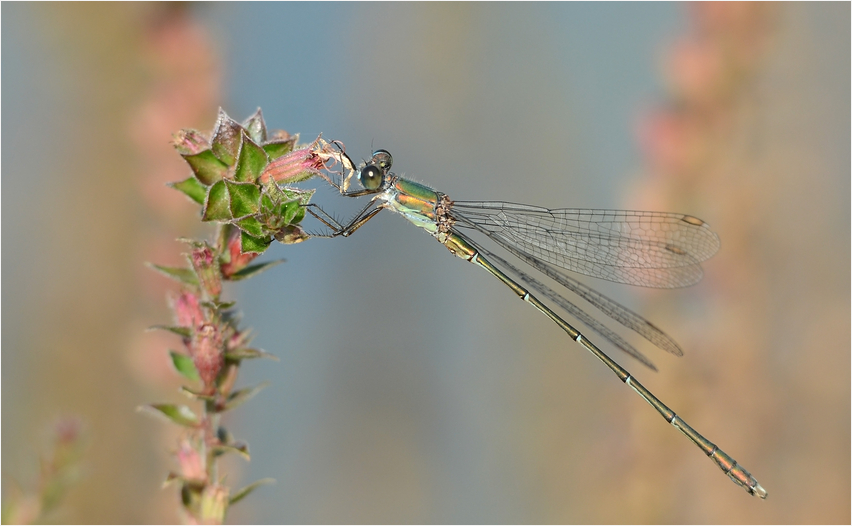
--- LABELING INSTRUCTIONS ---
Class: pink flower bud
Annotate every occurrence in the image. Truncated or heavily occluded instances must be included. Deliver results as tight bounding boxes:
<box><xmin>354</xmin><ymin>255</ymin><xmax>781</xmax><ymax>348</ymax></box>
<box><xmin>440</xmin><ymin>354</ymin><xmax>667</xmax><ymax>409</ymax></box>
<box><xmin>220</xmin><ymin>232</ymin><xmax>259</xmax><ymax>278</ymax></box>
<box><xmin>192</xmin><ymin>324</ymin><xmax>223</xmax><ymax>391</ymax></box>
<box><xmin>190</xmin><ymin>245</ymin><xmax>221</xmax><ymax>299</ymax></box>
<box><xmin>173</xmin><ymin>291</ymin><xmax>204</xmax><ymax>329</ymax></box>
<box><xmin>259</xmin><ymin>147</ymin><xmax>325</xmax><ymax>184</ymax></box>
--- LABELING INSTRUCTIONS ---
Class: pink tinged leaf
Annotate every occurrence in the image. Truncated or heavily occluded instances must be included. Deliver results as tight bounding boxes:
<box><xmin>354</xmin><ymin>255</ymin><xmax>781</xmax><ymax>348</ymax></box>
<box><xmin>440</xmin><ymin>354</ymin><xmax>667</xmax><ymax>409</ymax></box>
<box><xmin>210</xmin><ymin>108</ymin><xmax>244</xmax><ymax>166</ymax></box>
<box><xmin>241</xmin><ymin>108</ymin><xmax>267</xmax><ymax>144</ymax></box>
<box><xmin>172</xmin><ymin>129</ymin><xmax>210</xmax><ymax>155</ymax></box>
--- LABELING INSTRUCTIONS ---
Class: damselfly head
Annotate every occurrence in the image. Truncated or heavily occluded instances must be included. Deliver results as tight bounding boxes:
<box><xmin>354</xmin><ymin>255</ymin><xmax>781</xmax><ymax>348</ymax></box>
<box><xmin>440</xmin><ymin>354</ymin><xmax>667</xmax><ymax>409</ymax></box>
<box><xmin>370</xmin><ymin>149</ymin><xmax>393</xmax><ymax>173</ymax></box>
<box><xmin>357</xmin><ymin>149</ymin><xmax>393</xmax><ymax>191</ymax></box>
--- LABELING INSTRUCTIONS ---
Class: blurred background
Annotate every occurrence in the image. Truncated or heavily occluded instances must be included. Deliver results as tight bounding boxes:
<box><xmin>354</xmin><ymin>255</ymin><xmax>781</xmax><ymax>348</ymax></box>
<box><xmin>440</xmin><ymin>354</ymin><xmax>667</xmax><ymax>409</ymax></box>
<box><xmin>3</xmin><ymin>2</ymin><xmax>849</xmax><ymax>523</ymax></box>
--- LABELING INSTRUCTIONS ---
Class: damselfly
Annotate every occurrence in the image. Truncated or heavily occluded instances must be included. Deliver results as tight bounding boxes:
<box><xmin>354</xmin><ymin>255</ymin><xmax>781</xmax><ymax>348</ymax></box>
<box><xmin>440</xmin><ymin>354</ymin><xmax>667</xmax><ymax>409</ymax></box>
<box><xmin>304</xmin><ymin>146</ymin><xmax>766</xmax><ymax>499</ymax></box>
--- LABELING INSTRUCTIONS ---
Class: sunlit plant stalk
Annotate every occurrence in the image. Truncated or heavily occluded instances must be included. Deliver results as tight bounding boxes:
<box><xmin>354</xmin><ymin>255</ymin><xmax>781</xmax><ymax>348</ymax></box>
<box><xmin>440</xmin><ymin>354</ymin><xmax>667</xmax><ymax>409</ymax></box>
<box><xmin>140</xmin><ymin>108</ymin><xmax>343</xmax><ymax>523</ymax></box>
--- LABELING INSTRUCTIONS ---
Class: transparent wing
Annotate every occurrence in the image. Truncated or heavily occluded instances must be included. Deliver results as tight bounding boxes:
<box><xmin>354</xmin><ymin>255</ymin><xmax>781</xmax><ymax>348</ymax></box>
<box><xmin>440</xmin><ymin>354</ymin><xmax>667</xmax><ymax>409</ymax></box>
<box><xmin>451</xmin><ymin>201</ymin><xmax>720</xmax><ymax>288</ymax></box>
<box><xmin>462</xmin><ymin>235</ymin><xmax>659</xmax><ymax>370</ymax></box>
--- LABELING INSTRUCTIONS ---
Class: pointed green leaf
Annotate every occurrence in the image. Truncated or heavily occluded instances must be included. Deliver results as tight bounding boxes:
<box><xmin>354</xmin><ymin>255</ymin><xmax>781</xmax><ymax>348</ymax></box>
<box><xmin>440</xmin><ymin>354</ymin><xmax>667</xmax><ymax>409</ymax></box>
<box><xmin>280</xmin><ymin>186</ymin><xmax>316</xmax><ymax>205</ymax></box>
<box><xmin>163</xmin><ymin>472</ymin><xmax>182</xmax><ymax>488</ymax></box>
<box><xmin>170</xmin><ymin>351</ymin><xmax>200</xmax><ymax>381</ymax></box>
<box><xmin>229</xmin><ymin>478</ymin><xmax>275</xmax><ymax>506</ymax></box>
<box><xmin>212</xmin><ymin>443</ymin><xmax>250</xmax><ymax>461</ymax></box>
<box><xmin>279</xmin><ymin>199</ymin><xmax>301</xmax><ymax>225</ymax></box>
<box><xmin>179</xmin><ymin>386</ymin><xmax>214</xmax><ymax>401</ymax></box>
<box><xmin>170</xmin><ymin>176</ymin><xmax>208</xmax><ymax>204</ymax></box>
<box><xmin>210</xmin><ymin>108</ymin><xmax>243</xmax><ymax>166</ymax></box>
<box><xmin>139</xmin><ymin>404</ymin><xmax>199</xmax><ymax>427</ymax></box>
<box><xmin>198</xmin><ymin>299</ymin><xmax>235</xmax><ymax>311</ymax></box>
<box><xmin>148</xmin><ymin>325</ymin><xmax>192</xmax><ymax>339</ymax></box>
<box><xmin>146</xmin><ymin>263</ymin><xmax>199</xmax><ymax>286</ymax></box>
<box><xmin>147</xmin><ymin>263</ymin><xmax>197</xmax><ymax>285</ymax></box>
<box><xmin>221</xmin><ymin>382</ymin><xmax>269</xmax><ymax>412</ymax></box>
<box><xmin>181</xmin><ymin>149</ymin><xmax>229</xmax><ymax>186</ymax></box>
<box><xmin>262</xmin><ymin>179</ymin><xmax>287</xmax><ymax>200</ymax></box>
<box><xmin>224</xmin><ymin>180</ymin><xmax>260</xmax><ymax>218</ymax></box>
<box><xmin>228</xmin><ymin>259</ymin><xmax>285</xmax><ymax>282</ymax></box>
<box><xmin>262</xmin><ymin>138</ymin><xmax>296</xmax><ymax>160</ymax></box>
<box><xmin>260</xmin><ymin>192</ymin><xmax>274</xmax><ymax>213</ymax></box>
<box><xmin>234</xmin><ymin>216</ymin><xmax>265</xmax><ymax>238</ymax></box>
<box><xmin>202</xmin><ymin>180</ymin><xmax>231</xmax><ymax>221</ymax></box>
<box><xmin>241</xmin><ymin>108</ymin><xmax>267</xmax><ymax>144</ymax></box>
<box><xmin>225</xmin><ymin>347</ymin><xmax>279</xmax><ymax>361</ymax></box>
<box><xmin>240</xmin><ymin>231</ymin><xmax>272</xmax><ymax>254</ymax></box>
<box><xmin>234</xmin><ymin>131</ymin><xmax>269</xmax><ymax>183</ymax></box>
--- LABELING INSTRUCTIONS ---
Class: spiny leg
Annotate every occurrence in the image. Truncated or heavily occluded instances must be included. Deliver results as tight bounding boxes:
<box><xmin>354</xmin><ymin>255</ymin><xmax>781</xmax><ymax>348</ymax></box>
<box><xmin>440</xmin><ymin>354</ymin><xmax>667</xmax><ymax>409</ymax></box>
<box><xmin>304</xmin><ymin>201</ymin><xmax>386</xmax><ymax>238</ymax></box>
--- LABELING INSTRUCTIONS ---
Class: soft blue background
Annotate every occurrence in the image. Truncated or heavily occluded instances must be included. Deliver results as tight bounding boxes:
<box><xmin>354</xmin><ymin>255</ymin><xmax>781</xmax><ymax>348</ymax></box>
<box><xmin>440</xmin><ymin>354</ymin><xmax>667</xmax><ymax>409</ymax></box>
<box><xmin>203</xmin><ymin>3</ymin><xmax>683</xmax><ymax>522</ymax></box>
<box><xmin>4</xmin><ymin>3</ymin><xmax>849</xmax><ymax>523</ymax></box>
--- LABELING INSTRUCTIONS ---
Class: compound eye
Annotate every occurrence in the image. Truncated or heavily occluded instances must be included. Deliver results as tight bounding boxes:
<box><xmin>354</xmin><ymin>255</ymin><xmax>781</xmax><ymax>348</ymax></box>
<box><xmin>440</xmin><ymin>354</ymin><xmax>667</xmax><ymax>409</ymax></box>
<box><xmin>358</xmin><ymin>164</ymin><xmax>384</xmax><ymax>191</ymax></box>
<box><xmin>370</xmin><ymin>149</ymin><xmax>393</xmax><ymax>173</ymax></box>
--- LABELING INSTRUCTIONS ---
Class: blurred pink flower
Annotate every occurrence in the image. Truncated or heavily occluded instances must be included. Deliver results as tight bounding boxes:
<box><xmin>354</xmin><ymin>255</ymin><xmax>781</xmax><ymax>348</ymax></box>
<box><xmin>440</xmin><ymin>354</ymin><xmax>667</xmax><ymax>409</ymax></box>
<box><xmin>176</xmin><ymin>439</ymin><xmax>206</xmax><ymax>483</ymax></box>
<box><xmin>172</xmin><ymin>291</ymin><xmax>204</xmax><ymax>330</ymax></box>
<box><xmin>636</xmin><ymin>108</ymin><xmax>702</xmax><ymax>176</ymax></box>
<box><xmin>665</xmin><ymin>38</ymin><xmax>726</xmax><ymax>106</ymax></box>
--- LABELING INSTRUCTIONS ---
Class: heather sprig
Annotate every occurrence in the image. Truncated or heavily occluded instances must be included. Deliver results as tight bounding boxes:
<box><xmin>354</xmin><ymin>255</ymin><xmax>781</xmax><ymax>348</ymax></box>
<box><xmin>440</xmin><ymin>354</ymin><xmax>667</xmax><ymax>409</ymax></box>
<box><xmin>141</xmin><ymin>109</ymin><xmax>335</xmax><ymax>523</ymax></box>
<box><xmin>1</xmin><ymin>418</ymin><xmax>86</xmax><ymax>525</ymax></box>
